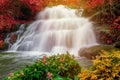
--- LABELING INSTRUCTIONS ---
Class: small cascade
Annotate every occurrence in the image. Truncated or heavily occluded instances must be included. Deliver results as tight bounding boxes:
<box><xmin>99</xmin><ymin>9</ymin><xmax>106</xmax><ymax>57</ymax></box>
<box><xmin>9</xmin><ymin>5</ymin><xmax>98</xmax><ymax>56</ymax></box>
<box><xmin>5</xmin><ymin>24</ymin><xmax>25</xmax><ymax>48</ymax></box>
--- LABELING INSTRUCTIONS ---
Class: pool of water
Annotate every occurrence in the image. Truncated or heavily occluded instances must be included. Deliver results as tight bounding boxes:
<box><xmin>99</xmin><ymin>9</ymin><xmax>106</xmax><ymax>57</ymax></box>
<box><xmin>0</xmin><ymin>51</ymin><xmax>49</xmax><ymax>79</ymax></box>
<box><xmin>0</xmin><ymin>51</ymin><xmax>92</xmax><ymax>79</ymax></box>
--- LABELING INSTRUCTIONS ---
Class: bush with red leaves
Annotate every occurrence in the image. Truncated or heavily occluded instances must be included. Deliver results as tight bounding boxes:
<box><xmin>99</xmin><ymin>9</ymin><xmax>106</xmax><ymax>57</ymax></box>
<box><xmin>100</xmin><ymin>17</ymin><xmax>120</xmax><ymax>44</ymax></box>
<box><xmin>0</xmin><ymin>14</ymin><xmax>16</xmax><ymax>32</ymax></box>
<box><xmin>0</xmin><ymin>0</ymin><xmax>45</xmax><ymax>49</ymax></box>
<box><xmin>82</xmin><ymin>0</ymin><xmax>120</xmax><ymax>44</ymax></box>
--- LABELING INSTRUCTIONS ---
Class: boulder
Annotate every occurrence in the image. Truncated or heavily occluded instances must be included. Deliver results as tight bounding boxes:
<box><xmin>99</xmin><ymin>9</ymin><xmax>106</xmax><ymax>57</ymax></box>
<box><xmin>78</xmin><ymin>45</ymin><xmax>115</xmax><ymax>59</ymax></box>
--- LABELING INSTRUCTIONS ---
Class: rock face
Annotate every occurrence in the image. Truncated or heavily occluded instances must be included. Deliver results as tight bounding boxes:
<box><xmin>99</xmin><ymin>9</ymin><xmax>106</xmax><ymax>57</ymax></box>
<box><xmin>78</xmin><ymin>45</ymin><xmax>114</xmax><ymax>59</ymax></box>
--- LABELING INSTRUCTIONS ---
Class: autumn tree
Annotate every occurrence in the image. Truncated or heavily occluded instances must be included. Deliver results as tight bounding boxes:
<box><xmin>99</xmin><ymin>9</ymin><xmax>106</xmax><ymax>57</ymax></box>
<box><xmin>0</xmin><ymin>0</ymin><xmax>45</xmax><ymax>49</ymax></box>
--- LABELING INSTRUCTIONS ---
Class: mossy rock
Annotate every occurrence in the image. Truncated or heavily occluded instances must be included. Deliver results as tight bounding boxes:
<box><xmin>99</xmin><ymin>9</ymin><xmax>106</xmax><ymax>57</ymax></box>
<box><xmin>78</xmin><ymin>45</ymin><xmax>116</xmax><ymax>59</ymax></box>
<box><xmin>88</xmin><ymin>45</ymin><xmax>115</xmax><ymax>51</ymax></box>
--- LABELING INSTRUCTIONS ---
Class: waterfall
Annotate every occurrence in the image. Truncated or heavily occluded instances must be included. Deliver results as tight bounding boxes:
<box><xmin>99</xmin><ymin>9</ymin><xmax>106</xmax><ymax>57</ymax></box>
<box><xmin>9</xmin><ymin>5</ymin><xmax>98</xmax><ymax>56</ymax></box>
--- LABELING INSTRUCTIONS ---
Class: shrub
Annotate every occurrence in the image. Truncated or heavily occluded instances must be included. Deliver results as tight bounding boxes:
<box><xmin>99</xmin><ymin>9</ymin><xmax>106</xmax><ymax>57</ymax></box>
<box><xmin>78</xmin><ymin>50</ymin><xmax>120</xmax><ymax>80</ymax></box>
<box><xmin>4</xmin><ymin>52</ymin><xmax>81</xmax><ymax>80</ymax></box>
<box><xmin>0</xmin><ymin>0</ymin><xmax>46</xmax><ymax>49</ymax></box>
<box><xmin>81</xmin><ymin>0</ymin><xmax>120</xmax><ymax>44</ymax></box>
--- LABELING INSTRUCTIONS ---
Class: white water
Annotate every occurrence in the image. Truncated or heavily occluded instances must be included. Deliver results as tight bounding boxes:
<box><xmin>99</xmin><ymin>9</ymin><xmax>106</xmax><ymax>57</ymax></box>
<box><xmin>9</xmin><ymin>5</ymin><xmax>98</xmax><ymax>56</ymax></box>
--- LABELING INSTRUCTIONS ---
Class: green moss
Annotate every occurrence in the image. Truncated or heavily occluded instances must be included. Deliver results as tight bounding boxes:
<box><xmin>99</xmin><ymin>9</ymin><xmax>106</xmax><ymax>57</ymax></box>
<box><xmin>88</xmin><ymin>45</ymin><xmax>114</xmax><ymax>52</ymax></box>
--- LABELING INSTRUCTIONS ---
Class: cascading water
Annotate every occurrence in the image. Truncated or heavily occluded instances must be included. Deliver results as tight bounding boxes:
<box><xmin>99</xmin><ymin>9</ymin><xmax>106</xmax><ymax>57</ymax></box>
<box><xmin>9</xmin><ymin>5</ymin><xmax>98</xmax><ymax>56</ymax></box>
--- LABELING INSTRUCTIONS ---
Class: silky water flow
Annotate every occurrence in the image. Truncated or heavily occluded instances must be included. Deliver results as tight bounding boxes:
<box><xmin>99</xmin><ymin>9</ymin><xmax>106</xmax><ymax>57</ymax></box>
<box><xmin>9</xmin><ymin>5</ymin><xmax>98</xmax><ymax>56</ymax></box>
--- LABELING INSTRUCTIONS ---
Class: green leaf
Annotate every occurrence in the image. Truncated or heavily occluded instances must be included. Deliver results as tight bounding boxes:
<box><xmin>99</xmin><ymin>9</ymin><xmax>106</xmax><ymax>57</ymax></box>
<box><xmin>35</xmin><ymin>72</ymin><xmax>40</xmax><ymax>79</ymax></box>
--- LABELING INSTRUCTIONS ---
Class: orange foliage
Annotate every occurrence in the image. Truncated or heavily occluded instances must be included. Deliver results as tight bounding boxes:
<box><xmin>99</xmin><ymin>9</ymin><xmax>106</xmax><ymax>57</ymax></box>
<box><xmin>46</xmin><ymin>0</ymin><xmax>80</xmax><ymax>8</ymax></box>
<box><xmin>83</xmin><ymin>0</ymin><xmax>104</xmax><ymax>12</ymax></box>
<box><xmin>82</xmin><ymin>0</ymin><xmax>116</xmax><ymax>12</ymax></box>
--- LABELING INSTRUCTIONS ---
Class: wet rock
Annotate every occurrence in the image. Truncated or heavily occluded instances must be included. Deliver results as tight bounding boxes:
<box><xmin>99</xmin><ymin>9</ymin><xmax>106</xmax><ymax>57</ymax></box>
<box><xmin>9</xmin><ymin>33</ymin><xmax>17</xmax><ymax>44</ymax></box>
<box><xmin>78</xmin><ymin>47</ymin><xmax>100</xmax><ymax>59</ymax></box>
